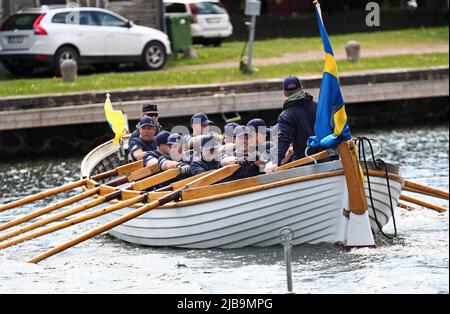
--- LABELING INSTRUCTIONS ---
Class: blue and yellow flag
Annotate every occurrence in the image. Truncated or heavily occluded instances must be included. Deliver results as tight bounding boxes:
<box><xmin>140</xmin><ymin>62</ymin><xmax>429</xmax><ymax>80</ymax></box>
<box><xmin>307</xmin><ymin>2</ymin><xmax>352</xmax><ymax>149</ymax></box>
<box><xmin>104</xmin><ymin>93</ymin><xmax>127</xmax><ymax>145</ymax></box>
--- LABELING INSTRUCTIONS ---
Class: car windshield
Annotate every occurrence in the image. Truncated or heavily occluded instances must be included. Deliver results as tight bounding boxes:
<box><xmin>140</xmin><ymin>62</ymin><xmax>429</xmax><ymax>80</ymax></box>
<box><xmin>0</xmin><ymin>14</ymin><xmax>41</xmax><ymax>30</ymax></box>
<box><xmin>194</xmin><ymin>2</ymin><xmax>226</xmax><ymax>15</ymax></box>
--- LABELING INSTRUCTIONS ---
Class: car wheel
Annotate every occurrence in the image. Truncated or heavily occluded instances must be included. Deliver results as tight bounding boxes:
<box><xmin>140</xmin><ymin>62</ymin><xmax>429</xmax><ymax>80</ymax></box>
<box><xmin>54</xmin><ymin>46</ymin><xmax>79</xmax><ymax>76</ymax></box>
<box><xmin>212</xmin><ymin>39</ymin><xmax>222</xmax><ymax>47</ymax></box>
<box><xmin>3</xmin><ymin>63</ymin><xmax>34</xmax><ymax>76</ymax></box>
<box><xmin>141</xmin><ymin>41</ymin><xmax>166</xmax><ymax>70</ymax></box>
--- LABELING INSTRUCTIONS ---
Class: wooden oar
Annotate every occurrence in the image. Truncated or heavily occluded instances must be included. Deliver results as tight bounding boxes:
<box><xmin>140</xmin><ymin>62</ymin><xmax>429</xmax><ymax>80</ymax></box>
<box><xmin>108</xmin><ymin>164</ymin><xmax>158</xmax><ymax>187</ymax></box>
<box><xmin>0</xmin><ymin>189</ymin><xmax>121</xmax><ymax>243</ymax></box>
<box><xmin>0</xmin><ymin>160</ymin><xmax>143</xmax><ymax>213</ymax></box>
<box><xmin>0</xmin><ymin>170</ymin><xmax>216</xmax><ymax>249</ymax></box>
<box><xmin>404</xmin><ymin>180</ymin><xmax>449</xmax><ymax>200</ymax></box>
<box><xmin>398</xmin><ymin>202</ymin><xmax>416</xmax><ymax>211</ymax></box>
<box><xmin>130</xmin><ymin>168</ymin><xmax>181</xmax><ymax>191</ymax></box>
<box><xmin>0</xmin><ymin>194</ymin><xmax>146</xmax><ymax>250</ymax></box>
<box><xmin>27</xmin><ymin>164</ymin><xmax>241</xmax><ymax>264</ymax></box>
<box><xmin>400</xmin><ymin>194</ymin><xmax>448</xmax><ymax>213</ymax></box>
<box><xmin>0</xmin><ymin>187</ymin><xmax>100</xmax><ymax>232</ymax></box>
<box><xmin>274</xmin><ymin>150</ymin><xmax>330</xmax><ymax>172</ymax></box>
<box><xmin>0</xmin><ymin>179</ymin><xmax>87</xmax><ymax>213</ymax></box>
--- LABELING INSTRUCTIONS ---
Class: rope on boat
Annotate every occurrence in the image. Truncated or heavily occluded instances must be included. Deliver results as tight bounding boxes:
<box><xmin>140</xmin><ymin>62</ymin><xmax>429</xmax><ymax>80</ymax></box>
<box><xmin>357</xmin><ymin>137</ymin><xmax>397</xmax><ymax>239</ymax></box>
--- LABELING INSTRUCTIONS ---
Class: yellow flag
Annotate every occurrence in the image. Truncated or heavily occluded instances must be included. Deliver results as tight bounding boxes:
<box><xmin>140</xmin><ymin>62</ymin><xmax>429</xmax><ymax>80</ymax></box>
<box><xmin>104</xmin><ymin>94</ymin><xmax>127</xmax><ymax>144</ymax></box>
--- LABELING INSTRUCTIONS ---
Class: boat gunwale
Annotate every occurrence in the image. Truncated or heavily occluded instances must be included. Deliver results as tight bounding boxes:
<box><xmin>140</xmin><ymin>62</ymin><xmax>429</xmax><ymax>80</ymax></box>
<box><xmin>81</xmin><ymin>140</ymin><xmax>404</xmax><ymax>209</ymax></box>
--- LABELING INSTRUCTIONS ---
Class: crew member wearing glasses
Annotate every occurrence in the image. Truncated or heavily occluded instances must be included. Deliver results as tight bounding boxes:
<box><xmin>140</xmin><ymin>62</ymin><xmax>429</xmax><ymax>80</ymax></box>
<box><xmin>130</xmin><ymin>103</ymin><xmax>163</xmax><ymax>142</ymax></box>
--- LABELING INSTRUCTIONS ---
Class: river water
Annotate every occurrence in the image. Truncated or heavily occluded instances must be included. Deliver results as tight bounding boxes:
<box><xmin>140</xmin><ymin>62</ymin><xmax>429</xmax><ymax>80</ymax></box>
<box><xmin>0</xmin><ymin>125</ymin><xmax>448</xmax><ymax>294</ymax></box>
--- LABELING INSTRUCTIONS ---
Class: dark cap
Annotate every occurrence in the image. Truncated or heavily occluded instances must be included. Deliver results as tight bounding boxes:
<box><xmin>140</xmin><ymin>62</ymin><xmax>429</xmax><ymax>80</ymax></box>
<box><xmin>247</xmin><ymin>118</ymin><xmax>266</xmax><ymax>133</ymax></box>
<box><xmin>283</xmin><ymin>76</ymin><xmax>303</xmax><ymax>92</ymax></box>
<box><xmin>137</xmin><ymin>116</ymin><xmax>156</xmax><ymax>128</ymax></box>
<box><xmin>167</xmin><ymin>133</ymin><xmax>182</xmax><ymax>145</ymax></box>
<box><xmin>155</xmin><ymin>130</ymin><xmax>171</xmax><ymax>146</ymax></box>
<box><xmin>224</xmin><ymin>122</ymin><xmax>239</xmax><ymax>137</ymax></box>
<box><xmin>142</xmin><ymin>103</ymin><xmax>158</xmax><ymax>113</ymax></box>
<box><xmin>234</xmin><ymin>125</ymin><xmax>250</xmax><ymax>137</ymax></box>
<box><xmin>201</xmin><ymin>134</ymin><xmax>221</xmax><ymax>149</ymax></box>
<box><xmin>191</xmin><ymin>113</ymin><xmax>213</xmax><ymax>126</ymax></box>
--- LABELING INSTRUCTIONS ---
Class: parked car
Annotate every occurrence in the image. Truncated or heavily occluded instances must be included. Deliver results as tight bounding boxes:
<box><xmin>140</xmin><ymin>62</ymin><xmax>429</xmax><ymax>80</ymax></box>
<box><xmin>164</xmin><ymin>0</ymin><xmax>232</xmax><ymax>46</ymax></box>
<box><xmin>0</xmin><ymin>6</ymin><xmax>172</xmax><ymax>75</ymax></box>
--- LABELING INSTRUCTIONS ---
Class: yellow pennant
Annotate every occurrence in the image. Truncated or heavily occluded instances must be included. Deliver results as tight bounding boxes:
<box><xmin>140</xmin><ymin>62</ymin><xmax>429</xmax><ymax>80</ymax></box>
<box><xmin>104</xmin><ymin>94</ymin><xmax>127</xmax><ymax>145</ymax></box>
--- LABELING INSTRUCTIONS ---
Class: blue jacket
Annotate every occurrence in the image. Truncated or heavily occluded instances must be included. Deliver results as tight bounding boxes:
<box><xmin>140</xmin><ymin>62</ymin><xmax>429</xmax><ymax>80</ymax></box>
<box><xmin>156</xmin><ymin>155</ymin><xmax>191</xmax><ymax>188</ymax></box>
<box><xmin>277</xmin><ymin>91</ymin><xmax>319</xmax><ymax>165</ymax></box>
<box><xmin>143</xmin><ymin>150</ymin><xmax>161</xmax><ymax>167</ymax></box>
<box><xmin>190</xmin><ymin>160</ymin><xmax>220</xmax><ymax>176</ymax></box>
<box><xmin>129</xmin><ymin>136</ymin><xmax>157</xmax><ymax>161</ymax></box>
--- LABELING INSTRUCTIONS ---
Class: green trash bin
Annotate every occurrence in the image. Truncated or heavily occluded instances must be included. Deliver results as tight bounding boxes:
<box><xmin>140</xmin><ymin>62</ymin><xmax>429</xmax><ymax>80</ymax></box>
<box><xmin>166</xmin><ymin>13</ymin><xmax>192</xmax><ymax>54</ymax></box>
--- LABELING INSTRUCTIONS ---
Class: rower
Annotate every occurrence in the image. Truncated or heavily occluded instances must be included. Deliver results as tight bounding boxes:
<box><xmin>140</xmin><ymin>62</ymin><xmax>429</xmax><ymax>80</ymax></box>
<box><xmin>130</xmin><ymin>103</ymin><xmax>163</xmax><ymax>141</ymax></box>
<box><xmin>220</xmin><ymin>126</ymin><xmax>264</xmax><ymax>181</ymax></box>
<box><xmin>247</xmin><ymin>118</ymin><xmax>267</xmax><ymax>147</ymax></box>
<box><xmin>143</xmin><ymin>131</ymin><xmax>171</xmax><ymax>168</ymax></box>
<box><xmin>128</xmin><ymin>116</ymin><xmax>157</xmax><ymax>161</ymax></box>
<box><xmin>158</xmin><ymin>133</ymin><xmax>192</xmax><ymax>176</ymax></box>
<box><xmin>218</xmin><ymin>122</ymin><xmax>238</xmax><ymax>156</ymax></box>
<box><xmin>190</xmin><ymin>135</ymin><xmax>222</xmax><ymax>176</ymax></box>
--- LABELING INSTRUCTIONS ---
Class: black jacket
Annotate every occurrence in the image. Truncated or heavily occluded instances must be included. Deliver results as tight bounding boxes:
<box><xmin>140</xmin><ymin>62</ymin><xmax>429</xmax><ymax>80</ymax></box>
<box><xmin>277</xmin><ymin>91</ymin><xmax>318</xmax><ymax>165</ymax></box>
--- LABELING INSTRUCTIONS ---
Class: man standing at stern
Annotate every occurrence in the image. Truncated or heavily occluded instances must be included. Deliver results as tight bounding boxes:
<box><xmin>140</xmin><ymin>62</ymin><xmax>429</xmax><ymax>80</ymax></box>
<box><xmin>277</xmin><ymin>76</ymin><xmax>319</xmax><ymax>166</ymax></box>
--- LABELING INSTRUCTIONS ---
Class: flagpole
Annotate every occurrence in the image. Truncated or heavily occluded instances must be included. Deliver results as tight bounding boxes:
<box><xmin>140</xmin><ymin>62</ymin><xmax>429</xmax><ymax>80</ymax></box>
<box><xmin>313</xmin><ymin>0</ymin><xmax>322</xmax><ymax>19</ymax></box>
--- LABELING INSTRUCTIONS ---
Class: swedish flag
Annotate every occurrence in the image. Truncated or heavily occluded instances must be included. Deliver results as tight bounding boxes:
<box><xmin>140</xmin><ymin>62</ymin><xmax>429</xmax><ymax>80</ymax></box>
<box><xmin>307</xmin><ymin>1</ymin><xmax>352</xmax><ymax>150</ymax></box>
<box><xmin>104</xmin><ymin>93</ymin><xmax>127</xmax><ymax>145</ymax></box>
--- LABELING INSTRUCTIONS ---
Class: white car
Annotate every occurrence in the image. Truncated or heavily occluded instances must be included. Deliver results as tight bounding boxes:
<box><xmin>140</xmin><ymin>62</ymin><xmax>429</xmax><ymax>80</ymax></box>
<box><xmin>0</xmin><ymin>6</ymin><xmax>172</xmax><ymax>75</ymax></box>
<box><xmin>164</xmin><ymin>0</ymin><xmax>233</xmax><ymax>46</ymax></box>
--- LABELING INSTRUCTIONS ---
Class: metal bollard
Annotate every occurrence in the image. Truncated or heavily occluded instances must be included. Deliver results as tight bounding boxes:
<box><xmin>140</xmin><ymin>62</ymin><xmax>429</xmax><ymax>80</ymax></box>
<box><xmin>279</xmin><ymin>227</ymin><xmax>294</xmax><ymax>293</ymax></box>
<box><xmin>345</xmin><ymin>40</ymin><xmax>361</xmax><ymax>63</ymax></box>
<box><xmin>60</xmin><ymin>59</ymin><xmax>78</xmax><ymax>82</ymax></box>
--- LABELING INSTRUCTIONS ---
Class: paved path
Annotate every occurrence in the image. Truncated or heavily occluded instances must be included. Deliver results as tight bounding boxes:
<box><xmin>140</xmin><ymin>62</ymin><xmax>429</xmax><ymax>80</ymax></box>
<box><xmin>165</xmin><ymin>44</ymin><xmax>449</xmax><ymax>72</ymax></box>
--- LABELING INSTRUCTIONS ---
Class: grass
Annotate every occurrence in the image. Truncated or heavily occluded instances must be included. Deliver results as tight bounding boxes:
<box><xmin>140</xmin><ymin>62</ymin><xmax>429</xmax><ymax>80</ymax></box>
<box><xmin>164</xmin><ymin>26</ymin><xmax>449</xmax><ymax>68</ymax></box>
<box><xmin>0</xmin><ymin>52</ymin><xmax>447</xmax><ymax>97</ymax></box>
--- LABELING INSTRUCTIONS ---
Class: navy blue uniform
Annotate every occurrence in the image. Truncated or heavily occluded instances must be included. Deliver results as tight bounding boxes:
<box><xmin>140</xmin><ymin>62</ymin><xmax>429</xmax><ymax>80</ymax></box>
<box><xmin>277</xmin><ymin>91</ymin><xmax>319</xmax><ymax>165</ymax></box>
<box><xmin>143</xmin><ymin>150</ymin><xmax>161</xmax><ymax>167</ymax></box>
<box><xmin>220</xmin><ymin>152</ymin><xmax>262</xmax><ymax>182</ymax></box>
<box><xmin>129</xmin><ymin>137</ymin><xmax>157</xmax><ymax>161</ymax></box>
<box><xmin>190</xmin><ymin>160</ymin><xmax>220</xmax><ymax>176</ymax></box>
<box><xmin>157</xmin><ymin>155</ymin><xmax>191</xmax><ymax>188</ymax></box>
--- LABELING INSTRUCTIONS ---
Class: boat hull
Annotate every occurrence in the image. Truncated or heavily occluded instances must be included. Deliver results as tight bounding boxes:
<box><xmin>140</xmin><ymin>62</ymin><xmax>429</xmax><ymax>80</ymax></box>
<box><xmin>81</xmin><ymin>139</ymin><xmax>403</xmax><ymax>248</ymax></box>
<box><xmin>100</xmin><ymin>175</ymin><xmax>349</xmax><ymax>248</ymax></box>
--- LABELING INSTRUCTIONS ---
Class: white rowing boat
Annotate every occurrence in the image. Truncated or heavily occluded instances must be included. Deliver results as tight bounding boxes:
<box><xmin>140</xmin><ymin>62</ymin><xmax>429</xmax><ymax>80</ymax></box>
<box><xmin>80</xmin><ymin>138</ymin><xmax>403</xmax><ymax>249</ymax></box>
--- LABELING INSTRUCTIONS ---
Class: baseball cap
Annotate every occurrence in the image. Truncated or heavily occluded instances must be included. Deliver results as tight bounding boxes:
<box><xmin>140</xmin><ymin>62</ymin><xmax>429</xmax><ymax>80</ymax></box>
<box><xmin>234</xmin><ymin>125</ymin><xmax>250</xmax><ymax>137</ymax></box>
<box><xmin>167</xmin><ymin>133</ymin><xmax>182</xmax><ymax>145</ymax></box>
<box><xmin>191</xmin><ymin>113</ymin><xmax>213</xmax><ymax>126</ymax></box>
<box><xmin>137</xmin><ymin>116</ymin><xmax>156</xmax><ymax>128</ymax></box>
<box><xmin>201</xmin><ymin>134</ymin><xmax>221</xmax><ymax>150</ymax></box>
<box><xmin>247</xmin><ymin>118</ymin><xmax>266</xmax><ymax>133</ymax></box>
<box><xmin>283</xmin><ymin>76</ymin><xmax>303</xmax><ymax>92</ymax></box>
<box><xmin>224</xmin><ymin>122</ymin><xmax>239</xmax><ymax>137</ymax></box>
<box><xmin>155</xmin><ymin>131</ymin><xmax>171</xmax><ymax>146</ymax></box>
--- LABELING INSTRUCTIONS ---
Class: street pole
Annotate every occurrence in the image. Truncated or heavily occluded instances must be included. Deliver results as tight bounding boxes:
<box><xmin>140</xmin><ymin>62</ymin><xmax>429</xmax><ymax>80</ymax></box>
<box><xmin>247</xmin><ymin>14</ymin><xmax>256</xmax><ymax>71</ymax></box>
<box><xmin>242</xmin><ymin>0</ymin><xmax>261</xmax><ymax>74</ymax></box>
